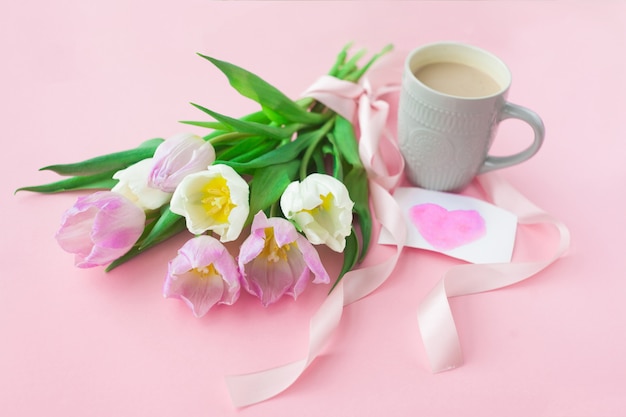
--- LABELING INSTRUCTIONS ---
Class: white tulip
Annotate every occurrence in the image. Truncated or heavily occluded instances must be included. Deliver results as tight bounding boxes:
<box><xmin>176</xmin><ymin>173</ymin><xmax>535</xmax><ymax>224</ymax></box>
<box><xmin>280</xmin><ymin>173</ymin><xmax>354</xmax><ymax>252</ymax></box>
<box><xmin>170</xmin><ymin>164</ymin><xmax>249</xmax><ymax>242</ymax></box>
<box><xmin>112</xmin><ymin>158</ymin><xmax>172</xmax><ymax>211</ymax></box>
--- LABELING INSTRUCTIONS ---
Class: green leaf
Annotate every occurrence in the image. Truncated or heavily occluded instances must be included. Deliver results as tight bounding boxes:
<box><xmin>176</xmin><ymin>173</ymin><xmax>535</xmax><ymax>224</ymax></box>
<box><xmin>186</xmin><ymin>110</ymin><xmax>272</xmax><ymax>144</ymax></box>
<box><xmin>336</xmin><ymin>48</ymin><xmax>367</xmax><ymax>80</ymax></box>
<box><xmin>139</xmin><ymin>207</ymin><xmax>185</xmax><ymax>250</ymax></box>
<box><xmin>260</xmin><ymin>106</ymin><xmax>289</xmax><ymax>125</ymax></box>
<box><xmin>332</xmin><ymin>116</ymin><xmax>362</xmax><ymax>167</ymax></box>
<box><xmin>197</xmin><ymin>53</ymin><xmax>326</xmax><ymax>125</ymax></box>
<box><xmin>247</xmin><ymin>160</ymin><xmax>300</xmax><ymax>223</ymax></box>
<box><xmin>221</xmin><ymin>127</ymin><xmax>321</xmax><ymax>171</ymax></box>
<box><xmin>216</xmin><ymin>136</ymin><xmax>268</xmax><ymax>161</ymax></box>
<box><xmin>312</xmin><ymin>147</ymin><xmax>327</xmax><ymax>177</ymax></box>
<box><xmin>331</xmin><ymin>229</ymin><xmax>359</xmax><ymax>292</ymax></box>
<box><xmin>239</xmin><ymin>110</ymin><xmax>273</xmax><ymax>124</ymax></box>
<box><xmin>323</xmin><ymin>135</ymin><xmax>343</xmax><ymax>180</ymax></box>
<box><xmin>138</xmin><ymin>138</ymin><xmax>166</xmax><ymax>148</ymax></box>
<box><xmin>39</xmin><ymin>138</ymin><xmax>164</xmax><ymax>176</ymax></box>
<box><xmin>191</xmin><ymin>103</ymin><xmax>301</xmax><ymax>139</ymax></box>
<box><xmin>346</xmin><ymin>44</ymin><xmax>394</xmax><ymax>82</ymax></box>
<box><xmin>344</xmin><ymin>166</ymin><xmax>372</xmax><ymax>262</ymax></box>
<box><xmin>297</xmin><ymin>118</ymin><xmax>337</xmax><ymax>180</ymax></box>
<box><xmin>205</xmin><ymin>132</ymin><xmax>254</xmax><ymax>150</ymax></box>
<box><xmin>15</xmin><ymin>170</ymin><xmax>117</xmax><ymax>194</ymax></box>
<box><xmin>230</xmin><ymin>141</ymin><xmax>278</xmax><ymax>164</ymax></box>
<box><xmin>179</xmin><ymin>120</ymin><xmax>228</xmax><ymax>130</ymax></box>
<box><xmin>328</xmin><ymin>42</ymin><xmax>353</xmax><ymax>77</ymax></box>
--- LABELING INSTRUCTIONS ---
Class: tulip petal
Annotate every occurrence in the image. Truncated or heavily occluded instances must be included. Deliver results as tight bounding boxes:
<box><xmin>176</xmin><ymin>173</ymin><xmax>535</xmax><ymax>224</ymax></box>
<box><xmin>280</xmin><ymin>173</ymin><xmax>354</xmax><ymax>252</ymax></box>
<box><xmin>239</xmin><ymin>211</ymin><xmax>329</xmax><ymax>306</ymax></box>
<box><xmin>294</xmin><ymin>234</ymin><xmax>330</xmax><ymax>284</ymax></box>
<box><xmin>149</xmin><ymin>133</ymin><xmax>216</xmax><ymax>192</ymax></box>
<box><xmin>164</xmin><ymin>235</ymin><xmax>240</xmax><ymax>317</ymax></box>
<box><xmin>56</xmin><ymin>206</ymin><xmax>100</xmax><ymax>255</ymax></box>
<box><xmin>170</xmin><ymin>164</ymin><xmax>249</xmax><ymax>242</ymax></box>
<box><xmin>112</xmin><ymin>158</ymin><xmax>172</xmax><ymax>211</ymax></box>
<box><xmin>55</xmin><ymin>192</ymin><xmax>146</xmax><ymax>268</ymax></box>
<box><xmin>246</xmin><ymin>255</ymin><xmax>297</xmax><ymax>306</ymax></box>
<box><xmin>164</xmin><ymin>270</ymin><xmax>227</xmax><ymax>318</ymax></box>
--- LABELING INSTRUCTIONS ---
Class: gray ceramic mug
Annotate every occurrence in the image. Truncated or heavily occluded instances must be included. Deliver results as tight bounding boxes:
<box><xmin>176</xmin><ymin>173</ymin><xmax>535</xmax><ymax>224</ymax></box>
<box><xmin>398</xmin><ymin>42</ymin><xmax>544</xmax><ymax>191</ymax></box>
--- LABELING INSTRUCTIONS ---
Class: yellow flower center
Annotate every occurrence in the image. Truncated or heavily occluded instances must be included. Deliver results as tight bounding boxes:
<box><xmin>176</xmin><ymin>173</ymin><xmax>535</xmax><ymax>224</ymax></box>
<box><xmin>193</xmin><ymin>263</ymin><xmax>219</xmax><ymax>280</ymax></box>
<box><xmin>261</xmin><ymin>227</ymin><xmax>293</xmax><ymax>263</ymax></box>
<box><xmin>304</xmin><ymin>193</ymin><xmax>334</xmax><ymax>216</ymax></box>
<box><xmin>201</xmin><ymin>176</ymin><xmax>236</xmax><ymax>223</ymax></box>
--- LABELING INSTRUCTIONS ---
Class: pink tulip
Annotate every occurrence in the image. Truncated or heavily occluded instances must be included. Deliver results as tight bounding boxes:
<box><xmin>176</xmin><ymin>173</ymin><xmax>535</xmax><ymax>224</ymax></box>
<box><xmin>55</xmin><ymin>191</ymin><xmax>146</xmax><ymax>268</ymax></box>
<box><xmin>164</xmin><ymin>235</ymin><xmax>240</xmax><ymax>317</ymax></box>
<box><xmin>148</xmin><ymin>133</ymin><xmax>216</xmax><ymax>192</ymax></box>
<box><xmin>238</xmin><ymin>211</ymin><xmax>330</xmax><ymax>307</ymax></box>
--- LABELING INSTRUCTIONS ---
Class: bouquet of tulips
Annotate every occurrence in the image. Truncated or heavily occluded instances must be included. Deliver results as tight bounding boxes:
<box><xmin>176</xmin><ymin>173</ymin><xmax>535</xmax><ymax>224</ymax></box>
<box><xmin>17</xmin><ymin>44</ymin><xmax>393</xmax><ymax>316</ymax></box>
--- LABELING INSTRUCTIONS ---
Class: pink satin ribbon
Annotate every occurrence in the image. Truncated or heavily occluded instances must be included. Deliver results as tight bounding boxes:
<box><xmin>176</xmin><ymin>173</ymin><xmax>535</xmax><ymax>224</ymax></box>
<box><xmin>226</xmin><ymin>56</ymin><xmax>407</xmax><ymax>407</ymax></box>
<box><xmin>418</xmin><ymin>173</ymin><xmax>571</xmax><ymax>372</ymax></box>
<box><xmin>225</xmin><ymin>53</ymin><xmax>570</xmax><ymax>407</ymax></box>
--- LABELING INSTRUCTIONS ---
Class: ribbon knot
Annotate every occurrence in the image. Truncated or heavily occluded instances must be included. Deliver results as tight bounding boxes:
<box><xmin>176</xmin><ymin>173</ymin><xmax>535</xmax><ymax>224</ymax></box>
<box><xmin>302</xmin><ymin>72</ymin><xmax>404</xmax><ymax>190</ymax></box>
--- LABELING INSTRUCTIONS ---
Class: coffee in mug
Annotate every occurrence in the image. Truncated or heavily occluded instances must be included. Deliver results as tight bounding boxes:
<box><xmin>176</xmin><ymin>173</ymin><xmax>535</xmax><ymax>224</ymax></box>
<box><xmin>398</xmin><ymin>42</ymin><xmax>544</xmax><ymax>192</ymax></box>
<box><xmin>414</xmin><ymin>62</ymin><xmax>501</xmax><ymax>98</ymax></box>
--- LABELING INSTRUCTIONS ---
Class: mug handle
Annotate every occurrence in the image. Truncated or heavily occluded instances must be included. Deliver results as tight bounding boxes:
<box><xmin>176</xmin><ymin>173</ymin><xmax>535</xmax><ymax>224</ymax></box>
<box><xmin>479</xmin><ymin>102</ymin><xmax>545</xmax><ymax>174</ymax></box>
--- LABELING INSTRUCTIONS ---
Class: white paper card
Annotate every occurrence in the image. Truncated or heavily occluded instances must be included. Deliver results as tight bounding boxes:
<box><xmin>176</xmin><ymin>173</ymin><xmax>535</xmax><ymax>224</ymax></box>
<box><xmin>379</xmin><ymin>187</ymin><xmax>518</xmax><ymax>264</ymax></box>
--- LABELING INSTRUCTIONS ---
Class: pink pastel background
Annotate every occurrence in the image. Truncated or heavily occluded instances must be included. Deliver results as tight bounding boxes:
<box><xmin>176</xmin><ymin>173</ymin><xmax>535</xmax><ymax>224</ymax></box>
<box><xmin>2</xmin><ymin>1</ymin><xmax>625</xmax><ymax>416</ymax></box>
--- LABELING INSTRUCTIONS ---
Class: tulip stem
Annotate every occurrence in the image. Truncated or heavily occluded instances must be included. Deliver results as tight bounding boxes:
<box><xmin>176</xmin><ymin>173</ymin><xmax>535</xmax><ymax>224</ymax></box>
<box><xmin>345</xmin><ymin>43</ymin><xmax>394</xmax><ymax>82</ymax></box>
<box><xmin>269</xmin><ymin>202</ymin><xmax>279</xmax><ymax>218</ymax></box>
<box><xmin>299</xmin><ymin>117</ymin><xmax>336</xmax><ymax>180</ymax></box>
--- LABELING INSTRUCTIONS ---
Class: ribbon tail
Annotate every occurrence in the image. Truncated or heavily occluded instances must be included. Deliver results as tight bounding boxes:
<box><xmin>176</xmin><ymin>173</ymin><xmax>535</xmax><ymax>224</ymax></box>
<box><xmin>343</xmin><ymin>181</ymin><xmax>406</xmax><ymax>304</ymax></box>
<box><xmin>226</xmin><ymin>282</ymin><xmax>345</xmax><ymax>407</ymax></box>
<box><xmin>417</xmin><ymin>173</ymin><xmax>571</xmax><ymax>373</ymax></box>
<box><xmin>417</xmin><ymin>279</ymin><xmax>463</xmax><ymax>372</ymax></box>
<box><xmin>225</xmin><ymin>359</ymin><xmax>308</xmax><ymax>408</ymax></box>
<box><xmin>225</xmin><ymin>183</ymin><xmax>407</xmax><ymax>407</ymax></box>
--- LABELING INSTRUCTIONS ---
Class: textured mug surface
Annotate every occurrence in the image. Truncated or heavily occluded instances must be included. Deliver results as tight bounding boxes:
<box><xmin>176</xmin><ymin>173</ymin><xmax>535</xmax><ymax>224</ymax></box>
<box><xmin>398</xmin><ymin>42</ymin><xmax>545</xmax><ymax>191</ymax></box>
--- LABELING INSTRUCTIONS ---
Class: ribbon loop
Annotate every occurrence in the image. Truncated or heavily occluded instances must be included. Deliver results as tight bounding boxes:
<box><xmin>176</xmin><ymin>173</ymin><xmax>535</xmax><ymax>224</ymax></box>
<box><xmin>301</xmin><ymin>75</ymin><xmax>364</xmax><ymax>122</ymax></box>
<box><xmin>417</xmin><ymin>174</ymin><xmax>570</xmax><ymax>372</ymax></box>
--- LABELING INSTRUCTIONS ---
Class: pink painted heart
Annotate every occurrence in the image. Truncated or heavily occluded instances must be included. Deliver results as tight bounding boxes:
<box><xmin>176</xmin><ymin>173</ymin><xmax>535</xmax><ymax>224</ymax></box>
<box><xmin>409</xmin><ymin>203</ymin><xmax>486</xmax><ymax>251</ymax></box>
